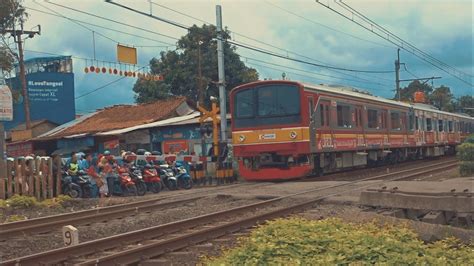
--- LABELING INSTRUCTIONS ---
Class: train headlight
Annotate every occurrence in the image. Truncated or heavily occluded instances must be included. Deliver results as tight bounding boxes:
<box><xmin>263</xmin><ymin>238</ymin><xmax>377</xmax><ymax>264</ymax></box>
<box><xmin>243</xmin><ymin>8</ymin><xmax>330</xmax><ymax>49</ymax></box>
<box><xmin>289</xmin><ymin>131</ymin><xmax>297</xmax><ymax>139</ymax></box>
<box><xmin>239</xmin><ymin>135</ymin><xmax>246</xmax><ymax>142</ymax></box>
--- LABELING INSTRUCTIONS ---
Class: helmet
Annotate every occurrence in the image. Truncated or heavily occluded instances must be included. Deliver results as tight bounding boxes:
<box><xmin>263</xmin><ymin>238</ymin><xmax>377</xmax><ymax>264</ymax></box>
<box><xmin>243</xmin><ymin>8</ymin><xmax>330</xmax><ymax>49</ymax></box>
<box><xmin>136</xmin><ymin>149</ymin><xmax>146</xmax><ymax>155</ymax></box>
<box><xmin>144</xmin><ymin>151</ymin><xmax>151</xmax><ymax>156</ymax></box>
<box><xmin>151</xmin><ymin>151</ymin><xmax>161</xmax><ymax>156</ymax></box>
<box><xmin>103</xmin><ymin>150</ymin><xmax>111</xmax><ymax>156</ymax></box>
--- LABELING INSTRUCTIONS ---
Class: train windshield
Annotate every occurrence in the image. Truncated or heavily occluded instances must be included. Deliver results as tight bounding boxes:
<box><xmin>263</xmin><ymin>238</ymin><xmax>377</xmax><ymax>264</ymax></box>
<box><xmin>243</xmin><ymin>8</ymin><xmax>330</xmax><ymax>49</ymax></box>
<box><xmin>233</xmin><ymin>84</ymin><xmax>301</xmax><ymax>128</ymax></box>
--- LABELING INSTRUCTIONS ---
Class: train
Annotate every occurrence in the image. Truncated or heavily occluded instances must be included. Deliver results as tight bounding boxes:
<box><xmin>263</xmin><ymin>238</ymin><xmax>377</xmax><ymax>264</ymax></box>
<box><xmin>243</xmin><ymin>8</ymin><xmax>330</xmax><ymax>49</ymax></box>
<box><xmin>230</xmin><ymin>80</ymin><xmax>474</xmax><ymax>181</ymax></box>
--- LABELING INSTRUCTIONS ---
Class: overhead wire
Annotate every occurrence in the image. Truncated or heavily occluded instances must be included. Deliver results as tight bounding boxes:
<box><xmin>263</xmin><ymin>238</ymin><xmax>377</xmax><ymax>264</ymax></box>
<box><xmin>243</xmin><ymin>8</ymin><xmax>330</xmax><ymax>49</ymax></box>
<box><xmin>316</xmin><ymin>0</ymin><xmax>472</xmax><ymax>87</ymax></box>
<box><xmin>26</xmin><ymin>6</ymin><xmax>176</xmax><ymax>47</ymax></box>
<box><xmin>263</xmin><ymin>0</ymin><xmax>393</xmax><ymax>49</ymax></box>
<box><xmin>149</xmin><ymin>0</ymin><xmax>396</xmax><ymax>83</ymax></box>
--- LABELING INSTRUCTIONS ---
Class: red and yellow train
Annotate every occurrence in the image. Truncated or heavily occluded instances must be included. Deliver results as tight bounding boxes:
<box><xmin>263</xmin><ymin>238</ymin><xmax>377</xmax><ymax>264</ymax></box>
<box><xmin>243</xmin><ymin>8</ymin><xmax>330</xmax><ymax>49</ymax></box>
<box><xmin>230</xmin><ymin>80</ymin><xmax>473</xmax><ymax>181</ymax></box>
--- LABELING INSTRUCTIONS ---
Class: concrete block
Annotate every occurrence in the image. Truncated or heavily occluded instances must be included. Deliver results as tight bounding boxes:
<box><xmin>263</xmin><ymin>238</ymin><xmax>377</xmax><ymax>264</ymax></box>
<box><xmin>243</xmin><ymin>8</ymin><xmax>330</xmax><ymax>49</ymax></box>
<box><xmin>456</xmin><ymin>213</ymin><xmax>472</xmax><ymax>227</ymax></box>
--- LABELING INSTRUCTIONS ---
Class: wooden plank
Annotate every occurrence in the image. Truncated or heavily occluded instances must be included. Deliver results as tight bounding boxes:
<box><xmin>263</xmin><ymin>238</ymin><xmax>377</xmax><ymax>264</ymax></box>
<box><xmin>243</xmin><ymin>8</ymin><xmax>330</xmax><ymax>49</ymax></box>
<box><xmin>0</xmin><ymin>174</ymin><xmax>5</xmax><ymax>200</ymax></box>
<box><xmin>47</xmin><ymin>158</ymin><xmax>53</xmax><ymax>198</ymax></box>
<box><xmin>41</xmin><ymin>159</ymin><xmax>47</xmax><ymax>199</ymax></box>
<box><xmin>56</xmin><ymin>158</ymin><xmax>62</xmax><ymax>197</ymax></box>
<box><xmin>6</xmin><ymin>160</ymin><xmax>12</xmax><ymax>198</ymax></box>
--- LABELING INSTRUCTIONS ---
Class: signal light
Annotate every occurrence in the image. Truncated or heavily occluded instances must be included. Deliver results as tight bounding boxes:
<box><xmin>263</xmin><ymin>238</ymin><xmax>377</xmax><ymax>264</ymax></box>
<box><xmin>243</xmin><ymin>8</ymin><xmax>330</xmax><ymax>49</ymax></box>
<box><xmin>101</xmin><ymin>67</ymin><xmax>107</xmax><ymax>73</ymax></box>
<box><xmin>84</xmin><ymin>67</ymin><xmax>89</xmax><ymax>73</ymax></box>
<box><xmin>90</xmin><ymin>66</ymin><xmax>95</xmax><ymax>72</ymax></box>
<box><xmin>95</xmin><ymin>68</ymin><xmax>100</xmax><ymax>73</ymax></box>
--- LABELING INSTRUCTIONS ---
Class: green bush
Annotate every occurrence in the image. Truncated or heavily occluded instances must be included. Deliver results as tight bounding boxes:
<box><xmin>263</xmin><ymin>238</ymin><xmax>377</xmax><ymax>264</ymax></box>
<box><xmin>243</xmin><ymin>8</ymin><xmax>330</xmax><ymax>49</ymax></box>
<box><xmin>0</xmin><ymin>199</ymin><xmax>7</xmax><ymax>209</ymax></box>
<box><xmin>6</xmin><ymin>195</ymin><xmax>38</xmax><ymax>209</ymax></box>
<box><xmin>38</xmin><ymin>195</ymin><xmax>73</xmax><ymax>208</ymax></box>
<box><xmin>464</xmin><ymin>134</ymin><xmax>474</xmax><ymax>144</ymax></box>
<box><xmin>457</xmin><ymin>143</ymin><xmax>474</xmax><ymax>161</ymax></box>
<box><xmin>203</xmin><ymin>218</ymin><xmax>474</xmax><ymax>265</ymax></box>
<box><xmin>459</xmin><ymin>161</ymin><xmax>474</xmax><ymax>177</ymax></box>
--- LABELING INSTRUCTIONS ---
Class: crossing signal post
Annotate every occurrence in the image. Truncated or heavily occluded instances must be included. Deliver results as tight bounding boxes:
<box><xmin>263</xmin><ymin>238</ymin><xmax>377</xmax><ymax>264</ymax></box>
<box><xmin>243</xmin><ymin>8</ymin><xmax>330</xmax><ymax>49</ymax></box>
<box><xmin>198</xmin><ymin>101</ymin><xmax>220</xmax><ymax>157</ymax></box>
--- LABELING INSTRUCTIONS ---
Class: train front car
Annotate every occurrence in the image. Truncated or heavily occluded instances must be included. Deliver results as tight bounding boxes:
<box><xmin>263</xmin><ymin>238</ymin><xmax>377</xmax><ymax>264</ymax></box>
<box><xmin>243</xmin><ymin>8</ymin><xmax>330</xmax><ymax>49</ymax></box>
<box><xmin>230</xmin><ymin>80</ymin><xmax>312</xmax><ymax>181</ymax></box>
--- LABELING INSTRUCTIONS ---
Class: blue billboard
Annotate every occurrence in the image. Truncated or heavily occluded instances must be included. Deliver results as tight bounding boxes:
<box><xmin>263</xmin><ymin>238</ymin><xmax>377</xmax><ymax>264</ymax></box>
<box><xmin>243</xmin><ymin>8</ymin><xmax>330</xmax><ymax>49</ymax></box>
<box><xmin>4</xmin><ymin>71</ymin><xmax>76</xmax><ymax>130</ymax></box>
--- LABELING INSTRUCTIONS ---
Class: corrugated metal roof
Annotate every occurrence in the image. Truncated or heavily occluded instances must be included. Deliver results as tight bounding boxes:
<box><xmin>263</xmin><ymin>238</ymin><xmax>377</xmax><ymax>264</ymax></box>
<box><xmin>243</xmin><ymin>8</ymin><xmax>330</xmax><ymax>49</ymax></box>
<box><xmin>96</xmin><ymin>112</ymin><xmax>201</xmax><ymax>135</ymax></box>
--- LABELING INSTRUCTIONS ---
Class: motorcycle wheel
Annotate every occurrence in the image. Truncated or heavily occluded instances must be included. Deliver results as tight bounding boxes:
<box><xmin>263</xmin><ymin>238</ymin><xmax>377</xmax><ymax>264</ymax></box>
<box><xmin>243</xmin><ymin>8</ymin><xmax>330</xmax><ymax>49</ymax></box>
<box><xmin>136</xmin><ymin>182</ymin><xmax>147</xmax><ymax>196</ymax></box>
<box><xmin>126</xmin><ymin>185</ymin><xmax>138</xmax><ymax>196</ymax></box>
<box><xmin>150</xmin><ymin>182</ymin><xmax>162</xmax><ymax>193</ymax></box>
<box><xmin>167</xmin><ymin>179</ymin><xmax>178</xmax><ymax>191</ymax></box>
<box><xmin>182</xmin><ymin>179</ymin><xmax>193</xmax><ymax>190</ymax></box>
<box><xmin>67</xmin><ymin>186</ymin><xmax>82</xmax><ymax>199</ymax></box>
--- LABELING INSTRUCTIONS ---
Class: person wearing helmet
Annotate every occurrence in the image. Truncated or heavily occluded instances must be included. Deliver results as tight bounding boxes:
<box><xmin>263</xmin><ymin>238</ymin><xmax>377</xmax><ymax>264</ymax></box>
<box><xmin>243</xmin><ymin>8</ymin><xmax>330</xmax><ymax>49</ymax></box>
<box><xmin>66</xmin><ymin>152</ymin><xmax>79</xmax><ymax>176</ymax></box>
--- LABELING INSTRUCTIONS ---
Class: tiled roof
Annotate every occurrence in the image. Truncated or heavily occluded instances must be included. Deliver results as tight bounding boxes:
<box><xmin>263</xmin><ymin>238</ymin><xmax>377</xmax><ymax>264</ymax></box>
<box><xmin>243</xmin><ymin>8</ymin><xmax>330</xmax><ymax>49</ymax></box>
<box><xmin>49</xmin><ymin>96</ymin><xmax>190</xmax><ymax>138</ymax></box>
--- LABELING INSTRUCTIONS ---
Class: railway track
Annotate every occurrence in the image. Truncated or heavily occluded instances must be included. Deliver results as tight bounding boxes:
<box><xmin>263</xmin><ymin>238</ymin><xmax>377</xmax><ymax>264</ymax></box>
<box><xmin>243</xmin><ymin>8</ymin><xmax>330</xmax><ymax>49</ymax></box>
<box><xmin>0</xmin><ymin>181</ymin><xmax>275</xmax><ymax>240</ymax></box>
<box><xmin>1</xmin><ymin>159</ymin><xmax>458</xmax><ymax>265</ymax></box>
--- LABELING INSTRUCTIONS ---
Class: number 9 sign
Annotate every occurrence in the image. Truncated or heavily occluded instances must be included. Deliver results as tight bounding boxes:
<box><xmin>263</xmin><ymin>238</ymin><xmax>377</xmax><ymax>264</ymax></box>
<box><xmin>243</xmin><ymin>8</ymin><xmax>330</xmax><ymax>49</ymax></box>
<box><xmin>62</xmin><ymin>225</ymin><xmax>79</xmax><ymax>246</ymax></box>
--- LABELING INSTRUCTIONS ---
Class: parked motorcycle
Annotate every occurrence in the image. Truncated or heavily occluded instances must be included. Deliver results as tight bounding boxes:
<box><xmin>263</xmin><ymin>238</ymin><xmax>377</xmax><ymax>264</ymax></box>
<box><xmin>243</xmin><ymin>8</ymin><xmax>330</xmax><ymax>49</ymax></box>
<box><xmin>129</xmin><ymin>165</ymin><xmax>147</xmax><ymax>196</ymax></box>
<box><xmin>111</xmin><ymin>166</ymin><xmax>138</xmax><ymax>196</ymax></box>
<box><xmin>142</xmin><ymin>164</ymin><xmax>162</xmax><ymax>193</ymax></box>
<box><xmin>157</xmin><ymin>164</ymin><xmax>178</xmax><ymax>191</ymax></box>
<box><xmin>62</xmin><ymin>170</ymin><xmax>92</xmax><ymax>198</ymax></box>
<box><xmin>173</xmin><ymin>162</ymin><xmax>193</xmax><ymax>190</ymax></box>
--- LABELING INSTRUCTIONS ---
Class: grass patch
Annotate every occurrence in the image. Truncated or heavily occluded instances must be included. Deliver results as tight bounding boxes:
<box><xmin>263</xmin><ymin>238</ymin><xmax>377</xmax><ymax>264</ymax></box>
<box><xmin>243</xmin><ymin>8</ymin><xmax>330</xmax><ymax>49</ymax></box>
<box><xmin>203</xmin><ymin>218</ymin><xmax>473</xmax><ymax>265</ymax></box>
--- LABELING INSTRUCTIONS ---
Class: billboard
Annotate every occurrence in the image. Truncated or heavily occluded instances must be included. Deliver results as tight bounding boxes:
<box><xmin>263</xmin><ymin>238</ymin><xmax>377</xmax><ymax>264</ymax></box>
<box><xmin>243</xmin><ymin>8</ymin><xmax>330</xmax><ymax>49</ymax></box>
<box><xmin>0</xmin><ymin>84</ymin><xmax>13</xmax><ymax>121</ymax></box>
<box><xmin>4</xmin><ymin>71</ymin><xmax>76</xmax><ymax>130</ymax></box>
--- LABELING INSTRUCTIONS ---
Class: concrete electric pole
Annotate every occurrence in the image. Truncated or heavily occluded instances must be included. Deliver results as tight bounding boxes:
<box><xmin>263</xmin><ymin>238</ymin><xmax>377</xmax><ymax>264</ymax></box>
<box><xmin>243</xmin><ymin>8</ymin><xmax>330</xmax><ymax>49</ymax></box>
<box><xmin>216</xmin><ymin>5</ymin><xmax>227</xmax><ymax>143</ymax></box>
<box><xmin>4</xmin><ymin>23</ymin><xmax>41</xmax><ymax>130</ymax></box>
<box><xmin>395</xmin><ymin>48</ymin><xmax>401</xmax><ymax>101</ymax></box>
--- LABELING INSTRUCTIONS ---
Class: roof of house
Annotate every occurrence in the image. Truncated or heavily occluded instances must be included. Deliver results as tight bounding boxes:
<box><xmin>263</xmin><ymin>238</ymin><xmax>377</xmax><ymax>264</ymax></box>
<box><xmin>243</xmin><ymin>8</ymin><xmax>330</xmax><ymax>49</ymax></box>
<box><xmin>38</xmin><ymin>96</ymin><xmax>193</xmax><ymax>139</ymax></box>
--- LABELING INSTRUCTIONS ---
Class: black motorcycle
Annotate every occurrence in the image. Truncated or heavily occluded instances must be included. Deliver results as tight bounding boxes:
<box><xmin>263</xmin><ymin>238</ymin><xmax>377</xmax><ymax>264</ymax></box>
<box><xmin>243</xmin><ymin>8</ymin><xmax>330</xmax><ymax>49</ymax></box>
<box><xmin>62</xmin><ymin>170</ymin><xmax>92</xmax><ymax>198</ymax></box>
<box><xmin>129</xmin><ymin>165</ymin><xmax>147</xmax><ymax>196</ymax></box>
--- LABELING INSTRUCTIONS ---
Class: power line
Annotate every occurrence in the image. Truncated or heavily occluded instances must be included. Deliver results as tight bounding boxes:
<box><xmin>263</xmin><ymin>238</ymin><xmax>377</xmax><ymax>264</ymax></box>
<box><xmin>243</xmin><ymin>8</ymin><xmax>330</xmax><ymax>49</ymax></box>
<box><xmin>403</xmin><ymin>64</ymin><xmax>419</xmax><ymax>79</ymax></box>
<box><xmin>34</xmin><ymin>1</ymin><xmax>118</xmax><ymax>43</ymax></box>
<box><xmin>263</xmin><ymin>0</ymin><xmax>393</xmax><ymax>49</ymax></box>
<box><xmin>26</xmin><ymin>6</ymin><xmax>176</xmax><ymax>47</ymax></box>
<box><xmin>44</xmin><ymin>1</ymin><xmax>180</xmax><ymax>41</ymax></box>
<box><xmin>150</xmin><ymin>0</ymin><xmax>395</xmax><ymax>83</ymax></box>
<box><xmin>316</xmin><ymin>0</ymin><xmax>472</xmax><ymax>87</ymax></box>
<box><xmin>229</xmin><ymin>40</ymin><xmax>395</xmax><ymax>74</ymax></box>
<box><xmin>239</xmin><ymin>55</ymin><xmax>393</xmax><ymax>88</ymax></box>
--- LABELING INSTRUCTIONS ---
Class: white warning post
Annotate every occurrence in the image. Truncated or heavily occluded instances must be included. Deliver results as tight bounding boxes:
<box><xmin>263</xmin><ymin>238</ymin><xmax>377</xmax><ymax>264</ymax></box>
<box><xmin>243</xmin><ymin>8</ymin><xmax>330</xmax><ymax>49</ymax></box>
<box><xmin>62</xmin><ymin>225</ymin><xmax>79</xmax><ymax>246</ymax></box>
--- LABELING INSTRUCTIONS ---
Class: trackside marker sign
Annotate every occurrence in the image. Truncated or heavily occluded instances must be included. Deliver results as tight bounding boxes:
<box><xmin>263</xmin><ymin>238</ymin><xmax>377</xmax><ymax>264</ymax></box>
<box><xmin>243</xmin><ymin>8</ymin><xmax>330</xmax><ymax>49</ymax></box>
<box><xmin>0</xmin><ymin>85</ymin><xmax>13</xmax><ymax>121</ymax></box>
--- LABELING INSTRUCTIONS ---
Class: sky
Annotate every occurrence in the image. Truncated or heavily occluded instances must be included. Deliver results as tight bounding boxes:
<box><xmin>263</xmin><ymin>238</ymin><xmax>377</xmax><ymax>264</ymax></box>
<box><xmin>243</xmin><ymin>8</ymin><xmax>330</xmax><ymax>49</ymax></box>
<box><xmin>9</xmin><ymin>0</ymin><xmax>474</xmax><ymax>114</ymax></box>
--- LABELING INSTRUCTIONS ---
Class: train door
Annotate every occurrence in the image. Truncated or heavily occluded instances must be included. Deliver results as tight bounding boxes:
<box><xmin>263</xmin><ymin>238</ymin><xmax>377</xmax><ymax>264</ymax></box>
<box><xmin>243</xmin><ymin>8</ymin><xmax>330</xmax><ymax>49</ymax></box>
<box><xmin>354</xmin><ymin>105</ymin><xmax>365</xmax><ymax>148</ymax></box>
<box><xmin>308</xmin><ymin>96</ymin><xmax>317</xmax><ymax>153</ymax></box>
<box><xmin>380</xmin><ymin>109</ymin><xmax>389</xmax><ymax>146</ymax></box>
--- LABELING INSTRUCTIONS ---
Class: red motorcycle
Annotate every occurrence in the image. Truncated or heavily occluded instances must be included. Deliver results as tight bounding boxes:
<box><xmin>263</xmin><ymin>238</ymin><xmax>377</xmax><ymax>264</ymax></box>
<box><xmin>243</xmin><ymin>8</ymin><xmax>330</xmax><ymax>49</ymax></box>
<box><xmin>112</xmin><ymin>166</ymin><xmax>137</xmax><ymax>196</ymax></box>
<box><xmin>142</xmin><ymin>164</ymin><xmax>162</xmax><ymax>193</ymax></box>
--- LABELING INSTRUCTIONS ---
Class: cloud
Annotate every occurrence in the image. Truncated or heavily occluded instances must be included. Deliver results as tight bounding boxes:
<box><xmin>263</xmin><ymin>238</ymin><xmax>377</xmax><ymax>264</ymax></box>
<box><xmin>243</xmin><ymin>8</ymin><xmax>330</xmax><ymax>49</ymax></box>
<box><xmin>13</xmin><ymin>0</ymin><xmax>472</xmax><ymax>114</ymax></box>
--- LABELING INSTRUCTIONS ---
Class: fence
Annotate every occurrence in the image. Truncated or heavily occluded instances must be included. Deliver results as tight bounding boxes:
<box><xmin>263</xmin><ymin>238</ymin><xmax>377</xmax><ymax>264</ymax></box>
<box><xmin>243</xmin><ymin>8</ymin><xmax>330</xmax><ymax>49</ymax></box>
<box><xmin>0</xmin><ymin>157</ymin><xmax>62</xmax><ymax>200</ymax></box>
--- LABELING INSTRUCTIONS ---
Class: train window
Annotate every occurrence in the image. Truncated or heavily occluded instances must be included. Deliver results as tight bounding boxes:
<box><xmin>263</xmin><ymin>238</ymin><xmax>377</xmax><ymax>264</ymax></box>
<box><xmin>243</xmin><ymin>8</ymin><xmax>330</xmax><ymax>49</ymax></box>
<box><xmin>460</xmin><ymin>122</ymin><xmax>464</xmax><ymax>132</ymax></box>
<box><xmin>235</xmin><ymin>89</ymin><xmax>254</xmax><ymax>118</ymax></box>
<box><xmin>337</xmin><ymin>105</ymin><xmax>352</xmax><ymax>128</ymax></box>
<box><xmin>318</xmin><ymin>101</ymin><xmax>330</xmax><ymax>127</ymax></box>
<box><xmin>426</xmin><ymin>118</ymin><xmax>433</xmax><ymax>131</ymax></box>
<box><xmin>390</xmin><ymin>112</ymin><xmax>401</xmax><ymax>130</ymax></box>
<box><xmin>308</xmin><ymin>97</ymin><xmax>314</xmax><ymax>120</ymax></box>
<box><xmin>408</xmin><ymin>113</ymin><xmax>414</xmax><ymax>131</ymax></box>
<box><xmin>415</xmin><ymin>116</ymin><xmax>419</xmax><ymax>130</ymax></box>
<box><xmin>448</xmin><ymin>121</ymin><xmax>453</xmax><ymax>132</ymax></box>
<box><xmin>438</xmin><ymin>119</ymin><xmax>443</xmax><ymax>132</ymax></box>
<box><xmin>367</xmin><ymin>109</ymin><xmax>378</xmax><ymax>129</ymax></box>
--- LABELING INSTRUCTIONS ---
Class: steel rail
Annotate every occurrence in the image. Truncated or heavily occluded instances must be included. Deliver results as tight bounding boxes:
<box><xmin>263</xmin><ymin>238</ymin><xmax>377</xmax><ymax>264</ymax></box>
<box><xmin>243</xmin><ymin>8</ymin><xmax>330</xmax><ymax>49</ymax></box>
<box><xmin>78</xmin><ymin>162</ymin><xmax>460</xmax><ymax>265</ymax></box>
<box><xmin>1</xmin><ymin>159</ymin><xmax>458</xmax><ymax>265</ymax></box>
<box><xmin>0</xmin><ymin>197</ymin><xmax>203</xmax><ymax>240</ymax></box>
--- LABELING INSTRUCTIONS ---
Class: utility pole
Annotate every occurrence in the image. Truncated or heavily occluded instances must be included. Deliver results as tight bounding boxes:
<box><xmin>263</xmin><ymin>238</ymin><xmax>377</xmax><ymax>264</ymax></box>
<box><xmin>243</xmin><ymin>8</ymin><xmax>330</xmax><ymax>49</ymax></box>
<box><xmin>395</xmin><ymin>48</ymin><xmax>401</xmax><ymax>101</ymax></box>
<box><xmin>197</xmin><ymin>39</ymin><xmax>204</xmax><ymax>106</ymax></box>
<box><xmin>4</xmin><ymin>23</ymin><xmax>41</xmax><ymax>129</ymax></box>
<box><xmin>216</xmin><ymin>5</ymin><xmax>227</xmax><ymax>143</ymax></box>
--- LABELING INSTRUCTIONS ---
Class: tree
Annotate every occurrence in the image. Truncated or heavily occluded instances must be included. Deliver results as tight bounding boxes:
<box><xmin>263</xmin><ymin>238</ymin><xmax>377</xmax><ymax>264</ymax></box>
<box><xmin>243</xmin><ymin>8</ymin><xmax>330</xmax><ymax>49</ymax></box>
<box><xmin>394</xmin><ymin>80</ymin><xmax>433</xmax><ymax>102</ymax></box>
<box><xmin>133</xmin><ymin>24</ymin><xmax>259</xmax><ymax>106</ymax></box>
<box><xmin>430</xmin><ymin>85</ymin><xmax>454</xmax><ymax>111</ymax></box>
<box><xmin>457</xmin><ymin>95</ymin><xmax>474</xmax><ymax>116</ymax></box>
<box><xmin>0</xmin><ymin>0</ymin><xmax>28</xmax><ymax>74</ymax></box>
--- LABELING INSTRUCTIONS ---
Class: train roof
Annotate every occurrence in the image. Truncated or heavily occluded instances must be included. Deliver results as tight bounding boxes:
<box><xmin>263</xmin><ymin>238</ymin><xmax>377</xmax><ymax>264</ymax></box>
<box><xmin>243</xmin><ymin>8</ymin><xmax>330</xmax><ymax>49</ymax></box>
<box><xmin>300</xmin><ymin>82</ymin><xmax>473</xmax><ymax>120</ymax></box>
